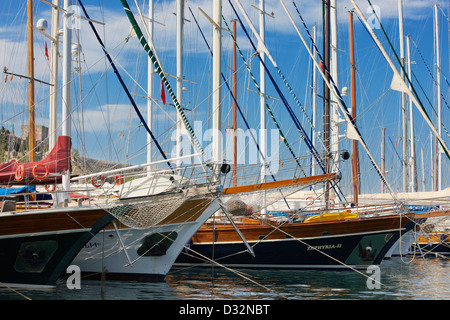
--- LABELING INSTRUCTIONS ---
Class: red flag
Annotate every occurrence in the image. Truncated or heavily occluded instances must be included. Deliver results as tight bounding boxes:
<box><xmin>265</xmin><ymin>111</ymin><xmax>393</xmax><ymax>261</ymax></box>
<box><xmin>45</xmin><ymin>42</ymin><xmax>49</xmax><ymax>61</ymax></box>
<box><xmin>160</xmin><ymin>79</ymin><xmax>166</xmax><ymax>105</ymax></box>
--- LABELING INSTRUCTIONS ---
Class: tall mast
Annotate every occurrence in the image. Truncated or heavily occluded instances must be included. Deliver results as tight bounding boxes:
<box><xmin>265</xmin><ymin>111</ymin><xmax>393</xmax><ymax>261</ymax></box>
<box><xmin>147</xmin><ymin>0</ymin><xmax>154</xmax><ymax>174</ymax></box>
<box><xmin>259</xmin><ymin>0</ymin><xmax>266</xmax><ymax>214</ymax></box>
<box><xmin>330</xmin><ymin>0</ymin><xmax>340</xmax><ymax>176</ymax></box>
<box><xmin>232</xmin><ymin>19</ymin><xmax>237</xmax><ymax>187</ymax></box>
<box><xmin>433</xmin><ymin>4</ymin><xmax>442</xmax><ymax>191</ymax></box>
<box><xmin>381</xmin><ymin>127</ymin><xmax>385</xmax><ymax>193</ymax></box>
<box><xmin>212</xmin><ymin>0</ymin><xmax>222</xmax><ymax>164</ymax></box>
<box><xmin>175</xmin><ymin>0</ymin><xmax>184</xmax><ymax>168</ymax></box>
<box><xmin>27</xmin><ymin>0</ymin><xmax>36</xmax><ymax>162</ymax></box>
<box><xmin>398</xmin><ymin>0</ymin><xmax>408</xmax><ymax>192</ymax></box>
<box><xmin>49</xmin><ymin>0</ymin><xmax>60</xmax><ymax>151</ymax></box>
<box><xmin>311</xmin><ymin>25</ymin><xmax>317</xmax><ymax>179</ymax></box>
<box><xmin>61</xmin><ymin>0</ymin><xmax>72</xmax><ymax>191</ymax></box>
<box><xmin>324</xmin><ymin>0</ymin><xmax>331</xmax><ymax>209</ymax></box>
<box><xmin>406</xmin><ymin>35</ymin><xmax>416</xmax><ymax>192</ymax></box>
<box><xmin>349</xmin><ymin>10</ymin><xmax>359</xmax><ymax>205</ymax></box>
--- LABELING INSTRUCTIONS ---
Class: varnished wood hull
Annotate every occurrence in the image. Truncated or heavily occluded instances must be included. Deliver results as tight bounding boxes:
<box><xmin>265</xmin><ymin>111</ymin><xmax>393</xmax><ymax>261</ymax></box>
<box><xmin>174</xmin><ymin>214</ymin><xmax>419</xmax><ymax>269</ymax></box>
<box><xmin>0</xmin><ymin>207</ymin><xmax>114</xmax><ymax>289</ymax></box>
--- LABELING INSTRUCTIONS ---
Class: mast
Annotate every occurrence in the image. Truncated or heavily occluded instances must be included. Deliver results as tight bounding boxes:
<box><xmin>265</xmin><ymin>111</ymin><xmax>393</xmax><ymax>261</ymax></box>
<box><xmin>61</xmin><ymin>0</ymin><xmax>72</xmax><ymax>191</ymax></box>
<box><xmin>259</xmin><ymin>0</ymin><xmax>266</xmax><ymax>214</ymax></box>
<box><xmin>433</xmin><ymin>4</ymin><xmax>442</xmax><ymax>191</ymax></box>
<box><xmin>175</xmin><ymin>0</ymin><xmax>184</xmax><ymax>168</ymax></box>
<box><xmin>147</xmin><ymin>0</ymin><xmax>154</xmax><ymax>174</ymax></box>
<box><xmin>324</xmin><ymin>0</ymin><xmax>331</xmax><ymax>209</ymax></box>
<box><xmin>406</xmin><ymin>35</ymin><xmax>417</xmax><ymax>192</ymax></box>
<box><xmin>330</xmin><ymin>0</ymin><xmax>340</xmax><ymax>176</ymax></box>
<box><xmin>381</xmin><ymin>127</ymin><xmax>385</xmax><ymax>193</ymax></box>
<box><xmin>49</xmin><ymin>0</ymin><xmax>60</xmax><ymax>151</ymax></box>
<box><xmin>398</xmin><ymin>0</ymin><xmax>408</xmax><ymax>192</ymax></box>
<box><xmin>311</xmin><ymin>25</ymin><xmax>317</xmax><ymax>179</ymax></box>
<box><xmin>349</xmin><ymin>10</ymin><xmax>359</xmax><ymax>205</ymax></box>
<box><xmin>421</xmin><ymin>148</ymin><xmax>425</xmax><ymax>191</ymax></box>
<box><xmin>27</xmin><ymin>0</ymin><xmax>36</xmax><ymax>162</ymax></box>
<box><xmin>212</xmin><ymin>0</ymin><xmax>222</xmax><ymax>164</ymax></box>
<box><xmin>430</xmin><ymin>132</ymin><xmax>434</xmax><ymax>191</ymax></box>
<box><xmin>232</xmin><ymin>19</ymin><xmax>237</xmax><ymax>187</ymax></box>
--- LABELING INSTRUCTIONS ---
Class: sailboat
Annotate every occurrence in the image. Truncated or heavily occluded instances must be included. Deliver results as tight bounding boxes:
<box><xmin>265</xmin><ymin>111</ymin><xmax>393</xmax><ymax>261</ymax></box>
<box><xmin>70</xmin><ymin>0</ymin><xmax>321</xmax><ymax>281</ymax></box>
<box><xmin>0</xmin><ymin>0</ymin><xmax>221</xmax><ymax>289</ymax></box>
<box><xmin>0</xmin><ymin>0</ymin><xmax>117</xmax><ymax>289</ymax></box>
<box><xmin>174</xmin><ymin>0</ymin><xmax>430</xmax><ymax>271</ymax></box>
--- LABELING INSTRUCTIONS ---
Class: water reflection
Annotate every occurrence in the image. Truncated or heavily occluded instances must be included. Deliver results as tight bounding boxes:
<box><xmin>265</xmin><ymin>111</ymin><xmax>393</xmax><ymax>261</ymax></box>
<box><xmin>0</xmin><ymin>257</ymin><xmax>448</xmax><ymax>300</ymax></box>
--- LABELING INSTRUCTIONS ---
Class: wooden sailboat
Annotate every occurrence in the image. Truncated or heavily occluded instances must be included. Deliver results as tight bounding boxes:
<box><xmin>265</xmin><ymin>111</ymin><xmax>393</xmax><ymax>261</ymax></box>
<box><xmin>0</xmin><ymin>0</ymin><xmax>116</xmax><ymax>289</ymax></box>
<box><xmin>174</xmin><ymin>0</ymin><xmax>427</xmax><ymax>271</ymax></box>
<box><xmin>0</xmin><ymin>0</ymin><xmax>221</xmax><ymax>288</ymax></box>
<box><xmin>71</xmin><ymin>0</ymin><xmax>335</xmax><ymax>281</ymax></box>
<box><xmin>68</xmin><ymin>0</ymin><xmax>226</xmax><ymax>281</ymax></box>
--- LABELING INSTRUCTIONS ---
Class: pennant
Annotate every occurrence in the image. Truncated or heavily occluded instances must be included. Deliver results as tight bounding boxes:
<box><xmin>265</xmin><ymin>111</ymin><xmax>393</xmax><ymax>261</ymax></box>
<box><xmin>160</xmin><ymin>79</ymin><xmax>166</xmax><ymax>105</ymax></box>
<box><xmin>45</xmin><ymin>42</ymin><xmax>49</xmax><ymax>61</ymax></box>
<box><xmin>390</xmin><ymin>72</ymin><xmax>409</xmax><ymax>93</ymax></box>
<box><xmin>345</xmin><ymin>122</ymin><xmax>361</xmax><ymax>141</ymax></box>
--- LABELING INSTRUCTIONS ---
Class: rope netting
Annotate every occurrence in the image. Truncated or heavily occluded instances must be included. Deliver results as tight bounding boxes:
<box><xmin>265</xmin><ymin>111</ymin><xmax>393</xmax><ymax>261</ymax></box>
<box><xmin>104</xmin><ymin>192</ymin><xmax>189</xmax><ymax>229</ymax></box>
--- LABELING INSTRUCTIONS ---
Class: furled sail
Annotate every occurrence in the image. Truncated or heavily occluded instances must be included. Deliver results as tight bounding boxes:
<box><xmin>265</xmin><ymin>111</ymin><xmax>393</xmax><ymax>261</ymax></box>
<box><xmin>0</xmin><ymin>135</ymin><xmax>71</xmax><ymax>185</ymax></box>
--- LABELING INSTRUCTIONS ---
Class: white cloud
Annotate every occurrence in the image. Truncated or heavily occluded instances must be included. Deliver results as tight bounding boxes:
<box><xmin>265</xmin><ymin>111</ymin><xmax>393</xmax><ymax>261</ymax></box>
<box><xmin>73</xmin><ymin>103</ymin><xmax>141</xmax><ymax>133</ymax></box>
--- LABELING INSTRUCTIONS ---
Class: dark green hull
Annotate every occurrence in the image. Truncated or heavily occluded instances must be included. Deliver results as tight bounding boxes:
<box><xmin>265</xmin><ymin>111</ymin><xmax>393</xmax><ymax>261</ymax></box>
<box><xmin>0</xmin><ymin>208</ymin><xmax>114</xmax><ymax>288</ymax></box>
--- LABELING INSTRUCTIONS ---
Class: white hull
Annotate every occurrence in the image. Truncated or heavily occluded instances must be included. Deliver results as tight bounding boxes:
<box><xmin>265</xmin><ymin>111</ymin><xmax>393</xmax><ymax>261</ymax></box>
<box><xmin>384</xmin><ymin>230</ymin><xmax>418</xmax><ymax>258</ymax></box>
<box><xmin>73</xmin><ymin>201</ymin><xmax>220</xmax><ymax>280</ymax></box>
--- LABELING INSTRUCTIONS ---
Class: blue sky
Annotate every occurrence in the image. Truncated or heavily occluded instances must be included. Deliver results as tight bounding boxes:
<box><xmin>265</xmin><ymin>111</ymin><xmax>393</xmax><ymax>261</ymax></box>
<box><xmin>0</xmin><ymin>0</ymin><xmax>448</xmax><ymax>195</ymax></box>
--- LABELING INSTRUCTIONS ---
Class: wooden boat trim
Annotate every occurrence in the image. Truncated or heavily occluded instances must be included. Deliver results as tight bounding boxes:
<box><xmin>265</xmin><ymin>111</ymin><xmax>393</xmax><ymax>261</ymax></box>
<box><xmin>156</xmin><ymin>198</ymin><xmax>215</xmax><ymax>225</ymax></box>
<box><xmin>222</xmin><ymin>172</ymin><xmax>339</xmax><ymax>195</ymax></box>
<box><xmin>192</xmin><ymin>213</ymin><xmax>415</xmax><ymax>243</ymax></box>
<box><xmin>414</xmin><ymin>209</ymin><xmax>450</xmax><ymax>219</ymax></box>
<box><xmin>0</xmin><ymin>207</ymin><xmax>108</xmax><ymax>236</ymax></box>
<box><xmin>192</xmin><ymin>228</ymin><xmax>407</xmax><ymax>245</ymax></box>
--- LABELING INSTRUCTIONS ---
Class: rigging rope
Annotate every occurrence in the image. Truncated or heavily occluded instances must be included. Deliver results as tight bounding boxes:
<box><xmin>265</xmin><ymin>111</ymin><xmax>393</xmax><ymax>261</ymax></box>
<box><xmin>119</xmin><ymin>0</ymin><xmax>206</xmax><ymax>161</ymax></box>
<box><xmin>364</xmin><ymin>0</ymin><xmax>450</xmax><ymax>160</ymax></box>
<box><xmin>409</xmin><ymin>37</ymin><xmax>450</xmax><ymax>140</ymax></box>
<box><xmin>219</xmin><ymin>14</ymin><xmax>305</xmax><ymax>173</ymax></box>
<box><xmin>78</xmin><ymin>0</ymin><xmax>173</xmax><ymax>171</ymax></box>
<box><xmin>188</xmin><ymin>7</ymin><xmax>293</xmax><ymax>210</ymax></box>
<box><xmin>187</xmin><ymin>7</ymin><xmax>277</xmax><ymax>181</ymax></box>
<box><xmin>228</xmin><ymin>0</ymin><xmax>347</xmax><ymax>204</ymax></box>
<box><xmin>285</xmin><ymin>0</ymin><xmax>406</xmax><ymax>202</ymax></box>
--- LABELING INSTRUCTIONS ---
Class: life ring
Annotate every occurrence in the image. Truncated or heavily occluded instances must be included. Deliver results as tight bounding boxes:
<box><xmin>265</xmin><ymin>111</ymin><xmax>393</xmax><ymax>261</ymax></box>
<box><xmin>329</xmin><ymin>198</ymin><xmax>335</xmax><ymax>208</ymax></box>
<box><xmin>91</xmin><ymin>175</ymin><xmax>105</xmax><ymax>188</ymax></box>
<box><xmin>45</xmin><ymin>184</ymin><xmax>56</xmax><ymax>192</ymax></box>
<box><xmin>305</xmin><ymin>196</ymin><xmax>315</xmax><ymax>206</ymax></box>
<box><xmin>8</xmin><ymin>158</ymin><xmax>18</xmax><ymax>164</ymax></box>
<box><xmin>32</xmin><ymin>164</ymin><xmax>49</xmax><ymax>181</ymax></box>
<box><xmin>15</xmin><ymin>164</ymin><xmax>25</xmax><ymax>181</ymax></box>
<box><xmin>114</xmin><ymin>175</ymin><xmax>124</xmax><ymax>186</ymax></box>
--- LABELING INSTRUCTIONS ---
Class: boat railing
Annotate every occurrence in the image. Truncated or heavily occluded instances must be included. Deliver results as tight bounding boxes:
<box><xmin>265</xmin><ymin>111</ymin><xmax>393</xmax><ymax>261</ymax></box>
<box><xmin>221</xmin><ymin>156</ymin><xmax>315</xmax><ymax>190</ymax></box>
<box><xmin>69</xmin><ymin>160</ymin><xmax>230</xmax><ymax>202</ymax></box>
<box><xmin>0</xmin><ymin>158</ymin><xmax>231</xmax><ymax>212</ymax></box>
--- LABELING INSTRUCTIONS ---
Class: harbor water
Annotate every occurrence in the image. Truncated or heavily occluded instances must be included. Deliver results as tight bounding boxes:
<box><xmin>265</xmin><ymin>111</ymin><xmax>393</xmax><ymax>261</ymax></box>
<box><xmin>1</xmin><ymin>256</ymin><xmax>448</xmax><ymax>300</ymax></box>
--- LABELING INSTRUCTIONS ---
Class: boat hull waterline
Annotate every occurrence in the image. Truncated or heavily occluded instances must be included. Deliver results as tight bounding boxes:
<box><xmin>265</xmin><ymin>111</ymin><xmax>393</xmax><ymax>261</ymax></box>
<box><xmin>174</xmin><ymin>214</ymin><xmax>419</xmax><ymax>270</ymax></box>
